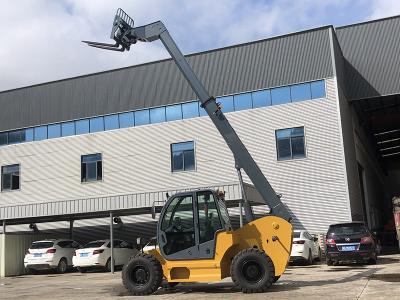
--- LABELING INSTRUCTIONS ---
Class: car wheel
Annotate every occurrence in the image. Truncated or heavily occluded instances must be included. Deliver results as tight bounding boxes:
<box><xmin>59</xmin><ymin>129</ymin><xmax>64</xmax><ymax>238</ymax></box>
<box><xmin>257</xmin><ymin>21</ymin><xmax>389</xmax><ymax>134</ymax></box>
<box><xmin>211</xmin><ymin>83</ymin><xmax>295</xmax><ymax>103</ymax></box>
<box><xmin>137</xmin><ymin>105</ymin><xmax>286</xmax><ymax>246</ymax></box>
<box><xmin>56</xmin><ymin>258</ymin><xmax>68</xmax><ymax>274</ymax></box>
<box><xmin>368</xmin><ymin>254</ymin><xmax>377</xmax><ymax>265</ymax></box>
<box><xmin>307</xmin><ymin>250</ymin><xmax>313</xmax><ymax>265</ymax></box>
<box><xmin>122</xmin><ymin>253</ymin><xmax>163</xmax><ymax>296</ymax></box>
<box><xmin>77</xmin><ymin>267</ymin><xmax>88</xmax><ymax>273</ymax></box>
<box><xmin>105</xmin><ymin>258</ymin><xmax>115</xmax><ymax>272</ymax></box>
<box><xmin>326</xmin><ymin>259</ymin><xmax>333</xmax><ymax>266</ymax></box>
<box><xmin>230</xmin><ymin>248</ymin><xmax>275</xmax><ymax>293</ymax></box>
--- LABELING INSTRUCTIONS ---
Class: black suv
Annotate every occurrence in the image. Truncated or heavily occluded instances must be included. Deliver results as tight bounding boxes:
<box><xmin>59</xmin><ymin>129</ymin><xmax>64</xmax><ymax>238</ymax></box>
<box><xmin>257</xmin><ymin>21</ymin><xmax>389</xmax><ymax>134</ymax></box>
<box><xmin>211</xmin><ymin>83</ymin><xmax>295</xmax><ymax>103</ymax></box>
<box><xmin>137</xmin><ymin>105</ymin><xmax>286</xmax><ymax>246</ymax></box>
<box><xmin>325</xmin><ymin>222</ymin><xmax>377</xmax><ymax>265</ymax></box>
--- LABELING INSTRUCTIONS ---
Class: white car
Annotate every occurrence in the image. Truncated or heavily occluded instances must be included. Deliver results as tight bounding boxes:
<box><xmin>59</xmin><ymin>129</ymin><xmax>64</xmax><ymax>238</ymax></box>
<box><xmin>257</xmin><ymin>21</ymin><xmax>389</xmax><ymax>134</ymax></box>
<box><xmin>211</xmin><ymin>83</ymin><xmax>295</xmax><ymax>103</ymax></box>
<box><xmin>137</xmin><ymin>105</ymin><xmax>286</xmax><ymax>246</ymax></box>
<box><xmin>73</xmin><ymin>239</ymin><xmax>138</xmax><ymax>272</ymax></box>
<box><xmin>24</xmin><ymin>239</ymin><xmax>80</xmax><ymax>274</ymax></box>
<box><xmin>290</xmin><ymin>230</ymin><xmax>321</xmax><ymax>264</ymax></box>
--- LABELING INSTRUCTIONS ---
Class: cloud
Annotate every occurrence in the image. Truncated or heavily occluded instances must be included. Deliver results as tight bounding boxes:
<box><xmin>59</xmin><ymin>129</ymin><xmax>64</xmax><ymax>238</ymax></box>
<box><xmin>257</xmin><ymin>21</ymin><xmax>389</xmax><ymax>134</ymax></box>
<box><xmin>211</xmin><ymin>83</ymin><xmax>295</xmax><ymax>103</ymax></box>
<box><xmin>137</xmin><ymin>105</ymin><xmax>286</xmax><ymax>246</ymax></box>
<box><xmin>0</xmin><ymin>0</ymin><xmax>376</xmax><ymax>91</ymax></box>
<box><xmin>368</xmin><ymin>0</ymin><xmax>400</xmax><ymax>19</ymax></box>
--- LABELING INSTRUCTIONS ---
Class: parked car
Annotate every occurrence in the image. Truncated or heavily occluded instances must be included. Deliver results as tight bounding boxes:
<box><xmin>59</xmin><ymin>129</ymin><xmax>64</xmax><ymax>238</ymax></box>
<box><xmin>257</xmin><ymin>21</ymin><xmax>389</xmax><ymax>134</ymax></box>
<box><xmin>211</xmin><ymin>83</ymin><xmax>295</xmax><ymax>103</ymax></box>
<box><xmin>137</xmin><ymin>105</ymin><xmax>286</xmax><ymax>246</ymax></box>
<box><xmin>24</xmin><ymin>239</ymin><xmax>80</xmax><ymax>274</ymax></box>
<box><xmin>290</xmin><ymin>230</ymin><xmax>320</xmax><ymax>264</ymax></box>
<box><xmin>325</xmin><ymin>222</ymin><xmax>378</xmax><ymax>265</ymax></box>
<box><xmin>73</xmin><ymin>239</ymin><xmax>138</xmax><ymax>272</ymax></box>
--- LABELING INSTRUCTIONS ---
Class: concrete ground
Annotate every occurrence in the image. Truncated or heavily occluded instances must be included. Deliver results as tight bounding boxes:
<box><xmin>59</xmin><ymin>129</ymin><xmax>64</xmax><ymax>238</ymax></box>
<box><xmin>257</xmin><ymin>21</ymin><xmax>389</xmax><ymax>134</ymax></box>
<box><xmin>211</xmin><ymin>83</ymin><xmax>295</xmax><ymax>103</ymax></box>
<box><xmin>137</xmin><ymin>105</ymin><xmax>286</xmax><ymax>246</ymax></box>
<box><xmin>1</xmin><ymin>254</ymin><xmax>399</xmax><ymax>300</ymax></box>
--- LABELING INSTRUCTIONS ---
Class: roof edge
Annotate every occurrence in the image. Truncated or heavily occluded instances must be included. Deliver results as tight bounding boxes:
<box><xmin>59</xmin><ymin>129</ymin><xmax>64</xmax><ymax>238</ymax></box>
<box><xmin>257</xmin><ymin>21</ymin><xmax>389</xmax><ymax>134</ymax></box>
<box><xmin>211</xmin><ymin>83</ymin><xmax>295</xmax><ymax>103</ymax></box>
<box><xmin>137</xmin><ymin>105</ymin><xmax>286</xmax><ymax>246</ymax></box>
<box><xmin>0</xmin><ymin>25</ymin><xmax>333</xmax><ymax>95</ymax></box>
<box><xmin>336</xmin><ymin>14</ymin><xmax>400</xmax><ymax>30</ymax></box>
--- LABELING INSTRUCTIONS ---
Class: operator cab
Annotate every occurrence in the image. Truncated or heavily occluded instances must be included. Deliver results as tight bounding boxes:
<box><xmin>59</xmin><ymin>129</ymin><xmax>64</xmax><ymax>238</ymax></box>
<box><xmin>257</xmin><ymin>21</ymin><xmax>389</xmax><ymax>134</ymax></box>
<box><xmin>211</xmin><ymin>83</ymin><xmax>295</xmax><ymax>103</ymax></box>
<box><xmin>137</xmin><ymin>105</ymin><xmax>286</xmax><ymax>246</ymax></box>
<box><xmin>157</xmin><ymin>189</ymin><xmax>231</xmax><ymax>260</ymax></box>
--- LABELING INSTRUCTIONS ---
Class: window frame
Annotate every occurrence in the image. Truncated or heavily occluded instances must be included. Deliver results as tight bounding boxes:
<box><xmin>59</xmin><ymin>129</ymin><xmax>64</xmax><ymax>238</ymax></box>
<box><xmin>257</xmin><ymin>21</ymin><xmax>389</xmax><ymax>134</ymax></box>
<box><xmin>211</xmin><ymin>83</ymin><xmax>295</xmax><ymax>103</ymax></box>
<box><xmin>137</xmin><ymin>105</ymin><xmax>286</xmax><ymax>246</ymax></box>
<box><xmin>170</xmin><ymin>141</ymin><xmax>196</xmax><ymax>173</ymax></box>
<box><xmin>80</xmin><ymin>153</ymin><xmax>103</xmax><ymax>183</ymax></box>
<box><xmin>275</xmin><ymin>126</ymin><xmax>307</xmax><ymax>161</ymax></box>
<box><xmin>1</xmin><ymin>164</ymin><xmax>21</xmax><ymax>192</ymax></box>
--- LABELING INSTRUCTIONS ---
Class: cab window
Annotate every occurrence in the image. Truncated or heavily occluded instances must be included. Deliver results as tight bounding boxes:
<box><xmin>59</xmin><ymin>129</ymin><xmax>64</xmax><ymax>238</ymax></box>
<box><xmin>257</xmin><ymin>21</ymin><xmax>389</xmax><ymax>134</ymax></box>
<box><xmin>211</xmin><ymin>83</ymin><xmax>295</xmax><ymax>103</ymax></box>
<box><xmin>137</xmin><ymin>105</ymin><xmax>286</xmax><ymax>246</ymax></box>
<box><xmin>161</xmin><ymin>195</ymin><xmax>195</xmax><ymax>255</ymax></box>
<box><xmin>197</xmin><ymin>192</ymin><xmax>222</xmax><ymax>244</ymax></box>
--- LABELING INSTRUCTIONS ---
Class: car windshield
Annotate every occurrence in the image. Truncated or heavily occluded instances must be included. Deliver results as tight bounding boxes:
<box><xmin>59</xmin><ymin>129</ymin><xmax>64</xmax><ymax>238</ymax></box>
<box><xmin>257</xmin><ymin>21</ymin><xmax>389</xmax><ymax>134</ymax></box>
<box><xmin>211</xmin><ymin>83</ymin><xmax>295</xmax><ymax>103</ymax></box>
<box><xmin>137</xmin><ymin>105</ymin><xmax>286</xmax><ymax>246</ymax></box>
<box><xmin>30</xmin><ymin>242</ymin><xmax>54</xmax><ymax>249</ymax></box>
<box><xmin>82</xmin><ymin>241</ymin><xmax>105</xmax><ymax>248</ymax></box>
<box><xmin>328</xmin><ymin>224</ymin><xmax>367</xmax><ymax>236</ymax></box>
<box><xmin>293</xmin><ymin>232</ymin><xmax>301</xmax><ymax>238</ymax></box>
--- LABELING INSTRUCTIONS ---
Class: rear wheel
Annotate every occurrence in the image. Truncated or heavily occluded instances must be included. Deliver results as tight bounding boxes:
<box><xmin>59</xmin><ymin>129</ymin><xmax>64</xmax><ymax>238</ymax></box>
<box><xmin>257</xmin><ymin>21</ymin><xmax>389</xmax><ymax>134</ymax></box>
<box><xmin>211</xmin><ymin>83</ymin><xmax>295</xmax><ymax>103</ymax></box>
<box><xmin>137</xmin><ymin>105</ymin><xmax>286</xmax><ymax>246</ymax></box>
<box><xmin>307</xmin><ymin>250</ymin><xmax>313</xmax><ymax>265</ymax></box>
<box><xmin>326</xmin><ymin>259</ymin><xmax>333</xmax><ymax>266</ymax></box>
<box><xmin>105</xmin><ymin>258</ymin><xmax>114</xmax><ymax>272</ymax></box>
<box><xmin>368</xmin><ymin>254</ymin><xmax>377</xmax><ymax>265</ymax></box>
<box><xmin>122</xmin><ymin>253</ymin><xmax>163</xmax><ymax>296</ymax></box>
<box><xmin>56</xmin><ymin>258</ymin><xmax>68</xmax><ymax>274</ymax></box>
<box><xmin>230</xmin><ymin>248</ymin><xmax>275</xmax><ymax>293</ymax></box>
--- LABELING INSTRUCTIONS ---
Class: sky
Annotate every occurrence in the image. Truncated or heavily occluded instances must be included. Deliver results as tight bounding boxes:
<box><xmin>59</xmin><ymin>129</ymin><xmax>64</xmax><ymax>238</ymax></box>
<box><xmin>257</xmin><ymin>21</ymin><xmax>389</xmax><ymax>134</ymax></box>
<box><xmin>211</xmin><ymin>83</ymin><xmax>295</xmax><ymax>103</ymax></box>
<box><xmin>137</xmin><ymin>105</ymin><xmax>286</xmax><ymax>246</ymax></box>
<box><xmin>0</xmin><ymin>0</ymin><xmax>399</xmax><ymax>92</ymax></box>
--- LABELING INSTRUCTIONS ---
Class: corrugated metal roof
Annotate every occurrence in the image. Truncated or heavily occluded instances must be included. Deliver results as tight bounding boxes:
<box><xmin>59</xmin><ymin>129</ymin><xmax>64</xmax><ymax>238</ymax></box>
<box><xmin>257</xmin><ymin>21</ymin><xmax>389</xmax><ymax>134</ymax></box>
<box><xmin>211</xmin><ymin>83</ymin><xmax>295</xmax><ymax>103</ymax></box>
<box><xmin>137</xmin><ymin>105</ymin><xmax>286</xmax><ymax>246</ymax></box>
<box><xmin>0</xmin><ymin>27</ymin><xmax>333</xmax><ymax>132</ymax></box>
<box><xmin>336</xmin><ymin>16</ymin><xmax>400</xmax><ymax>100</ymax></box>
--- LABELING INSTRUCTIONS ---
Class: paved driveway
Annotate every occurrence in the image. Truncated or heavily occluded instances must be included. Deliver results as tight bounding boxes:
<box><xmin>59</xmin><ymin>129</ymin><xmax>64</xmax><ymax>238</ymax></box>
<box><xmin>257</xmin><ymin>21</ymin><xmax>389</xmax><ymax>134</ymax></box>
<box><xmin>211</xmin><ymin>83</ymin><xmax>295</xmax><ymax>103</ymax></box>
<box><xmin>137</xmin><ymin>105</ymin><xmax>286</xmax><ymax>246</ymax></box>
<box><xmin>1</xmin><ymin>255</ymin><xmax>399</xmax><ymax>299</ymax></box>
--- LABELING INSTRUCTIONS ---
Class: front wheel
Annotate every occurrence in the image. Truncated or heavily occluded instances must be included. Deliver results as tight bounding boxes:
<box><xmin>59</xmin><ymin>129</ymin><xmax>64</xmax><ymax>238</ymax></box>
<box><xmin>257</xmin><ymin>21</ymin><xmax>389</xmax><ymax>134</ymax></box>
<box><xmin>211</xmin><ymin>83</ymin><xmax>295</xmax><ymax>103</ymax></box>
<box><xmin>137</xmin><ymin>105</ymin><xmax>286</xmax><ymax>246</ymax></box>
<box><xmin>230</xmin><ymin>248</ymin><xmax>275</xmax><ymax>293</ymax></box>
<box><xmin>122</xmin><ymin>253</ymin><xmax>163</xmax><ymax>296</ymax></box>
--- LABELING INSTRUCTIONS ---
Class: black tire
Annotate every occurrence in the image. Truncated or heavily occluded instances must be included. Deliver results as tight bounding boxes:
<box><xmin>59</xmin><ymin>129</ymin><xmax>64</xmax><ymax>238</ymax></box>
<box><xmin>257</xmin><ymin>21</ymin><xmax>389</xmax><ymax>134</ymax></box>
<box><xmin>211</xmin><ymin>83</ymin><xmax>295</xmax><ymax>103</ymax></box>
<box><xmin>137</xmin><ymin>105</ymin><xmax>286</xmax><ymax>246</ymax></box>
<box><xmin>307</xmin><ymin>250</ymin><xmax>313</xmax><ymax>265</ymax></box>
<box><xmin>368</xmin><ymin>254</ymin><xmax>377</xmax><ymax>265</ymax></box>
<box><xmin>56</xmin><ymin>258</ymin><xmax>68</xmax><ymax>274</ymax></box>
<box><xmin>77</xmin><ymin>267</ymin><xmax>88</xmax><ymax>273</ymax></box>
<box><xmin>230</xmin><ymin>248</ymin><xmax>275</xmax><ymax>293</ymax></box>
<box><xmin>326</xmin><ymin>259</ymin><xmax>333</xmax><ymax>266</ymax></box>
<box><xmin>105</xmin><ymin>258</ymin><xmax>114</xmax><ymax>272</ymax></box>
<box><xmin>122</xmin><ymin>253</ymin><xmax>163</xmax><ymax>296</ymax></box>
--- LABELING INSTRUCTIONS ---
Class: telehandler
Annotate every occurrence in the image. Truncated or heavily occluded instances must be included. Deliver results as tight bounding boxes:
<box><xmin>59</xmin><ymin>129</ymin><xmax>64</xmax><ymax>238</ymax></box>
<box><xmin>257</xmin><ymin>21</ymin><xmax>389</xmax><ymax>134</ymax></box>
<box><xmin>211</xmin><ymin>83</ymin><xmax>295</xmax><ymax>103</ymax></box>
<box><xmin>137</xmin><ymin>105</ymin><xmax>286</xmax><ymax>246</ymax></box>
<box><xmin>84</xmin><ymin>9</ymin><xmax>293</xmax><ymax>295</ymax></box>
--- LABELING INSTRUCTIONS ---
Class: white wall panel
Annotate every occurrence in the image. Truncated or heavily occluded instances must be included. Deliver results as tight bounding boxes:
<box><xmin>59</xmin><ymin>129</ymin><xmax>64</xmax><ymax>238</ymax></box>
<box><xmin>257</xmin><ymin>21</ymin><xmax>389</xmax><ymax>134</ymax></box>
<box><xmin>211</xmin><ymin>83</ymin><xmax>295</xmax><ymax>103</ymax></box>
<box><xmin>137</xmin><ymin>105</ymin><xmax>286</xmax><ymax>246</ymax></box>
<box><xmin>0</xmin><ymin>78</ymin><xmax>350</xmax><ymax>233</ymax></box>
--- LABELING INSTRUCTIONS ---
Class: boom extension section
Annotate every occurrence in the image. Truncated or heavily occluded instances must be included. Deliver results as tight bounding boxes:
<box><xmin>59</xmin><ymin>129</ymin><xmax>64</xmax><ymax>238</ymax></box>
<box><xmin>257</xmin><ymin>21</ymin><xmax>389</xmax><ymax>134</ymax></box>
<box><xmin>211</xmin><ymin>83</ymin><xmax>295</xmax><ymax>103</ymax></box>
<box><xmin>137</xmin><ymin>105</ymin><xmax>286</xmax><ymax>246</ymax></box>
<box><xmin>83</xmin><ymin>9</ymin><xmax>291</xmax><ymax>222</ymax></box>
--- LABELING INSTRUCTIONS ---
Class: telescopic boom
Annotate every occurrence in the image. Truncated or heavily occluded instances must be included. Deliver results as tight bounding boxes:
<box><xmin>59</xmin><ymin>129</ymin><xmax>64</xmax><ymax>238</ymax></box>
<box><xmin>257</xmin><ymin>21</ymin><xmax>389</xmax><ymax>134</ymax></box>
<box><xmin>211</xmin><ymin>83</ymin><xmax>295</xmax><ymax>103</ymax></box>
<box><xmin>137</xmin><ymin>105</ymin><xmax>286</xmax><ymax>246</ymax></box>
<box><xmin>83</xmin><ymin>9</ymin><xmax>291</xmax><ymax>222</ymax></box>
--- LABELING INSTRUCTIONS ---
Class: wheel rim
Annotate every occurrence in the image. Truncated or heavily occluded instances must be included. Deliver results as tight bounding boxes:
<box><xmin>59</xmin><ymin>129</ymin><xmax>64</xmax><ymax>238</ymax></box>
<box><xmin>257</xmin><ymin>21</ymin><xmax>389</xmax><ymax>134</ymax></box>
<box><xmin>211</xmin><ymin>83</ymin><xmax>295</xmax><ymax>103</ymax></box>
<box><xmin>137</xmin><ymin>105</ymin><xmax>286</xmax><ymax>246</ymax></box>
<box><xmin>60</xmin><ymin>260</ymin><xmax>66</xmax><ymax>272</ymax></box>
<box><xmin>130</xmin><ymin>264</ymin><xmax>150</xmax><ymax>286</ymax></box>
<box><xmin>241</xmin><ymin>260</ymin><xmax>264</xmax><ymax>283</ymax></box>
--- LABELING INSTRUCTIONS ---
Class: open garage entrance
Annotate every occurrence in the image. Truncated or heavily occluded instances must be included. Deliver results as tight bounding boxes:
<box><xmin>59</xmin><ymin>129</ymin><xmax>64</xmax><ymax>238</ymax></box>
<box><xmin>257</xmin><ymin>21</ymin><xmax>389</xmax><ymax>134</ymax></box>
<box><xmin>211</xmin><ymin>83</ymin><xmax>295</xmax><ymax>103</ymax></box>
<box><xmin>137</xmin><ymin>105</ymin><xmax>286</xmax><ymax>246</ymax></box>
<box><xmin>353</xmin><ymin>94</ymin><xmax>400</xmax><ymax>250</ymax></box>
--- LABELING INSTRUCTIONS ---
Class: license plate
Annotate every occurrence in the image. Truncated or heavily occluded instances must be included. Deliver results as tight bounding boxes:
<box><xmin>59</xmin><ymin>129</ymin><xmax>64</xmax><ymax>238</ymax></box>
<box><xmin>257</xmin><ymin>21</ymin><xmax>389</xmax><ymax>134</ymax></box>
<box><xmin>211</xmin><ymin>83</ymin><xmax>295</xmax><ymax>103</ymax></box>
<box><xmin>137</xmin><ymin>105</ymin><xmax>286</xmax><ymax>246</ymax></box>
<box><xmin>80</xmin><ymin>253</ymin><xmax>89</xmax><ymax>257</ymax></box>
<box><xmin>341</xmin><ymin>246</ymin><xmax>356</xmax><ymax>251</ymax></box>
<box><xmin>33</xmin><ymin>253</ymin><xmax>42</xmax><ymax>257</ymax></box>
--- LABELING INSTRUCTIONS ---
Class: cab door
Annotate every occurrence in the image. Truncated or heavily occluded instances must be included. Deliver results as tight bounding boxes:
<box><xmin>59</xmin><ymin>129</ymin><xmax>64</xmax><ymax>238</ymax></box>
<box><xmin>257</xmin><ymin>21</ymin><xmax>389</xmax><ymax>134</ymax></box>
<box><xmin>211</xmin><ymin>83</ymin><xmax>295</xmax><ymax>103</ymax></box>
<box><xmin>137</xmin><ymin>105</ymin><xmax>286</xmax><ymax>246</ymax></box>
<box><xmin>158</xmin><ymin>193</ymin><xmax>199</xmax><ymax>260</ymax></box>
<box><xmin>196</xmin><ymin>191</ymin><xmax>229</xmax><ymax>259</ymax></box>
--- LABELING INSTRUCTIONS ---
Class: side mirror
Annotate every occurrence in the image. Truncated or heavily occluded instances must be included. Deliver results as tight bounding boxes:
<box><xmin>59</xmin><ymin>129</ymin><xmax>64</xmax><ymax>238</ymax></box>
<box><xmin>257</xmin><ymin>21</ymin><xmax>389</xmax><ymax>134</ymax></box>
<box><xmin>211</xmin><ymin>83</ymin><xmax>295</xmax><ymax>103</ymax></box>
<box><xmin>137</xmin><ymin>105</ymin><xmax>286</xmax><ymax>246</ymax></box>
<box><xmin>151</xmin><ymin>205</ymin><xmax>156</xmax><ymax>219</ymax></box>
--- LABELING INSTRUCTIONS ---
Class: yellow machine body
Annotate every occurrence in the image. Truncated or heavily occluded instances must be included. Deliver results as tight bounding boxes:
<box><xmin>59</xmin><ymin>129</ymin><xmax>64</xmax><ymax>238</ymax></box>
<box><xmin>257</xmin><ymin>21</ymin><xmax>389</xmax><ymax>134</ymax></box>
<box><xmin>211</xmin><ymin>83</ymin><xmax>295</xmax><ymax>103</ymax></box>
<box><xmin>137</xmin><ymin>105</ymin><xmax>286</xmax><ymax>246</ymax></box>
<box><xmin>147</xmin><ymin>215</ymin><xmax>293</xmax><ymax>282</ymax></box>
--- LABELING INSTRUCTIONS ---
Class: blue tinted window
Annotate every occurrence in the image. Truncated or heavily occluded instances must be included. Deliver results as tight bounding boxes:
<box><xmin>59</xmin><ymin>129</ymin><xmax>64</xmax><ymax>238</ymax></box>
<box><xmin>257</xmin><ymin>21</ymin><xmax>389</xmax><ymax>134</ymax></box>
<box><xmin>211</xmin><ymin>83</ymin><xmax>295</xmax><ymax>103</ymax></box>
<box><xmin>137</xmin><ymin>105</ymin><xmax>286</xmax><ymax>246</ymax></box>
<box><xmin>104</xmin><ymin>114</ymin><xmax>119</xmax><ymax>130</ymax></box>
<box><xmin>119</xmin><ymin>112</ymin><xmax>134</xmax><ymax>128</ymax></box>
<box><xmin>61</xmin><ymin>122</ymin><xmax>75</xmax><ymax>137</ymax></box>
<box><xmin>166</xmin><ymin>104</ymin><xmax>182</xmax><ymax>121</ymax></box>
<box><xmin>89</xmin><ymin>117</ymin><xmax>104</xmax><ymax>133</ymax></box>
<box><xmin>8</xmin><ymin>130</ymin><xmax>22</xmax><ymax>144</ymax></box>
<box><xmin>0</xmin><ymin>132</ymin><xmax>7</xmax><ymax>146</ymax></box>
<box><xmin>271</xmin><ymin>87</ymin><xmax>291</xmax><ymax>105</ymax></box>
<box><xmin>252</xmin><ymin>90</ymin><xmax>271</xmax><ymax>108</ymax></box>
<box><xmin>182</xmin><ymin>102</ymin><xmax>199</xmax><ymax>119</ymax></box>
<box><xmin>217</xmin><ymin>96</ymin><xmax>234</xmax><ymax>113</ymax></box>
<box><xmin>234</xmin><ymin>93</ymin><xmax>252</xmax><ymax>111</ymax></box>
<box><xmin>311</xmin><ymin>80</ymin><xmax>326</xmax><ymax>99</ymax></box>
<box><xmin>171</xmin><ymin>141</ymin><xmax>195</xmax><ymax>172</ymax></box>
<box><xmin>34</xmin><ymin>126</ymin><xmax>47</xmax><ymax>141</ymax></box>
<box><xmin>135</xmin><ymin>109</ymin><xmax>150</xmax><ymax>126</ymax></box>
<box><xmin>291</xmin><ymin>83</ymin><xmax>311</xmax><ymax>102</ymax></box>
<box><xmin>276</xmin><ymin>127</ymin><xmax>306</xmax><ymax>161</ymax></box>
<box><xmin>25</xmin><ymin>128</ymin><xmax>34</xmax><ymax>142</ymax></box>
<box><xmin>150</xmin><ymin>107</ymin><xmax>166</xmax><ymax>124</ymax></box>
<box><xmin>198</xmin><ymin>102</ymin><xmax>208</xmax><ymax>116</ymax></box>
<box><xmin>48</xmin><ymin>124</ymin><xmax>61</xmax><ymax>139</ymax></box>
<box><xmin>75</xmin><ymin>119</ymin><xmax>89</xmax><ymax>135</ymax></box>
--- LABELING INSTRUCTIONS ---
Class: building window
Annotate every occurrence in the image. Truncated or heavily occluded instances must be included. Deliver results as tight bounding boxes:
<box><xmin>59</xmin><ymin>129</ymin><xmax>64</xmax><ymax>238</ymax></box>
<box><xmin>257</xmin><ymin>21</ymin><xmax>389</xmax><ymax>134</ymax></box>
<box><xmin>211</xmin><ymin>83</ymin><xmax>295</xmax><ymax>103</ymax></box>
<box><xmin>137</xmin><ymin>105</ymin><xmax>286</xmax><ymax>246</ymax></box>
<box><xmin>48</xmin><ymin>124</ymin><xmax>61</xmax><ymax>139</ymax></box>
<box><xmin>275</xmin><ymin>127</ymin><xmax>306</xmax><ymax>160</ymax></box>
<box><xmin>271</xmin><ymin>86</ymin><xmax>291</xmax><ymax>105</ymax></box>
<box><xmin>1</xmin><ymin>164</ymin><xmax>20</xmax><ymax>191</ymax></box>
<box><xmin>171</xmin><ymin>141</ymin><xmax>195</xmax><ymax>172</ymax></box>
<box><xmin>182</xmin><ymin>101</ymin><xmax>199</xmax><ymax>119</ymax></box>
<box><xmin>81</xmin><ymin>153</ymin><xmax>102</xmax><ymax>182</ymax></box>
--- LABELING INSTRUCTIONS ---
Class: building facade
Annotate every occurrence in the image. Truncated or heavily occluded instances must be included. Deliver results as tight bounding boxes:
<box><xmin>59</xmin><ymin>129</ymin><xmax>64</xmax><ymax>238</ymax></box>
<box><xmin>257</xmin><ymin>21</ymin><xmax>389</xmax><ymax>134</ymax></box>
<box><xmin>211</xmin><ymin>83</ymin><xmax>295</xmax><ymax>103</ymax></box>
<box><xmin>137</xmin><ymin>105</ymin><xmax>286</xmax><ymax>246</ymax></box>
<box><xmin>1</xmin><ymin>16</ymin><xmax>399</xmax><ymax>252</ymax></box>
